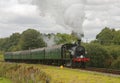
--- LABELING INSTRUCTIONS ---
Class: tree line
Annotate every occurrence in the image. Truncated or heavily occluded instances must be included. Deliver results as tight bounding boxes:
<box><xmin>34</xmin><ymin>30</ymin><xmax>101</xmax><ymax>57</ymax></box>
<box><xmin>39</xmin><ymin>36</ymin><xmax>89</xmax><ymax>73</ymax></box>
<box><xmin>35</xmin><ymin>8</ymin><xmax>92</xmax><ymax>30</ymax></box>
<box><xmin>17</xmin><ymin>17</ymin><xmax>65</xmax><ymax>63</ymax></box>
<box><xmin>0</xmin><ymin>29</ymin><xmax>46</xmax><ymax>52</ymax></box>
<box><xmin>84</xmin><ymin>27</ymin><xmax>120</xmax><ymax>69</ymax></box>
<box><xmin>92</xmin><ymin>27</ymin><xmax>120</xmax><ymax>45</ymax></box>
<box><xmin>0</xmin><ymin>29</ymin><xmax>76</xmax><ymax>52</ymax></box>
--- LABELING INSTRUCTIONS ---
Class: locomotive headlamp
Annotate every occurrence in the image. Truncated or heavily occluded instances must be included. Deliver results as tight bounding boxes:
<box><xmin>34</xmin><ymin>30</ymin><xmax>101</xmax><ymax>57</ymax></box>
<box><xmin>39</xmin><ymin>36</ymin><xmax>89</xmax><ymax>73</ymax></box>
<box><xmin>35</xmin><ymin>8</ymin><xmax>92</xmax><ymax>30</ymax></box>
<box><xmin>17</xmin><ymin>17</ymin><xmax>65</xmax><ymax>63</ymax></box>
<box><xmin>80</xmin><ymin>55</ymin><xmax>84</xmax><ymax>58</ymax></box>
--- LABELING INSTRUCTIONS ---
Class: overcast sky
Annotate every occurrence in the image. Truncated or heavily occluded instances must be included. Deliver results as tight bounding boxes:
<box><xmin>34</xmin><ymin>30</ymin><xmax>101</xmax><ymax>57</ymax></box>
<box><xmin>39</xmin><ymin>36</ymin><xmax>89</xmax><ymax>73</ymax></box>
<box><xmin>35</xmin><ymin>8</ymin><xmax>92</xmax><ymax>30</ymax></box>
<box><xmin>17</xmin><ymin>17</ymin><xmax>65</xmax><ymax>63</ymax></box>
<box><xmin>0</xmin><ymin>0</ymin><xmax>120</xmax><ymax>41</ymax></box>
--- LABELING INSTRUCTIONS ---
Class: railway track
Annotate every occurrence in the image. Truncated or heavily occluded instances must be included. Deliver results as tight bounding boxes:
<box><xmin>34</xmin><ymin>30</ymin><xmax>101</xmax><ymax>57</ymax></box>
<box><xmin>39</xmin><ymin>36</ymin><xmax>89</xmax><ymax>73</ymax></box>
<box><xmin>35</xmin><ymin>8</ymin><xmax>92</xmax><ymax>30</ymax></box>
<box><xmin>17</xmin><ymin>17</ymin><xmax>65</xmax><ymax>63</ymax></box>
<box><xmin>0</xmin><ymin>60</ymin><xmax>5</xmax><ymax>62</ymax></box>
<box><xmin>80</xmin><ymin>67</ymin><xmax>120</xmax><ymax>75</ymax></box>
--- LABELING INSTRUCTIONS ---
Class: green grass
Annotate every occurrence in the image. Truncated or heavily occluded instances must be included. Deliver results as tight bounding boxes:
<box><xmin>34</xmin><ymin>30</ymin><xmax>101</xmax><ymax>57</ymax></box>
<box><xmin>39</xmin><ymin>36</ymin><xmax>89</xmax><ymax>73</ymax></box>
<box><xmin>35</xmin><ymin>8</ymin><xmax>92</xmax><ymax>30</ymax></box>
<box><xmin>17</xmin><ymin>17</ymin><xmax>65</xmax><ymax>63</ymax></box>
<box><xmin>0</xmin><ymin>77</ymin><xmax>12</xmax><ymax>83</ymax></box>
<box><xmin>0</xmin><ymin>55</ymin><xmax>120</xmax><ymax>83</ymax></box>
<box><xmin>36</xmin><ymin>65</ymin><xmax>120</xmax><ymax>83</ymax></box>
<box><xmin>0</xmin><ymin>62</ymin><xmax>50</xmax><ymax>83</ymax></box>
<box><xmin>0</xmin><ymin>54</ymin><xmax>4</xmax><ymax>61</ymax></box>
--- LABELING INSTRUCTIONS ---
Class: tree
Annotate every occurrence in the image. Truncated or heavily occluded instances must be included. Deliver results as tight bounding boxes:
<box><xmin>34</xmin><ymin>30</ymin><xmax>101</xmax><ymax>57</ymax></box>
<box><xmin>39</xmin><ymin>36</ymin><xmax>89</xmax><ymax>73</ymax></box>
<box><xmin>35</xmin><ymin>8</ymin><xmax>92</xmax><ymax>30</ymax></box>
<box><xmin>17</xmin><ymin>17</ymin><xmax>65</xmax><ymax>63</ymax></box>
<box><xmin>111</xmin><ymin>56</ymin><xmax>120</xmax><ymax>69</ymax></box>
<box><xmin>113</xmin><ymin>30</ymin><xmax>120</xmax><ymax>45</ymax></box>
<box><xmin>21</xmin><ymin>29</ymin><xmax>46</xmax><ymax>50</ymax></box>
<box><xmin>55</xmin><ymin>33</ymin><xmax>77</xmax><ymax>44</ymax></box>
<box><xmin>104</xmin><ymin>45</ymin><xmax>120</xmax><ymax>59</ymax></box>
<box><xmin>0</xmin><ymin>38</ymin><xmax>9</xmax><ymax>51</ymax></box>
<box><xmin>96</xmin><ymin>27</ymin><xmax>115</xmax><ymax>45</ymax></box>
<box><xmin>84</xmin><ymin>43</ymin><xmax>112</xmax><ymax>68</ymax></box>
<box><xmin>8</xmin><ymin>33</ymin><xmax>21</xmax><ymax>51</ymax></box>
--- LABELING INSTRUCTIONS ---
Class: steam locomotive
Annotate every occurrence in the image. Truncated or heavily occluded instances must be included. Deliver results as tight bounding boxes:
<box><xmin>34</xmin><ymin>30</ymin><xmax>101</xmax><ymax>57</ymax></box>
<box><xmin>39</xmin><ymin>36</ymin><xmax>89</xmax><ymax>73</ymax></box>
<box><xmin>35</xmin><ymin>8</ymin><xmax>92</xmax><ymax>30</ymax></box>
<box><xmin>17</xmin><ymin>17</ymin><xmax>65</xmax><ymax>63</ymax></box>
<box><xmin>4</xmin><ymin>40</ymin><xmax>90</xmax><ymax>68</ymax></box>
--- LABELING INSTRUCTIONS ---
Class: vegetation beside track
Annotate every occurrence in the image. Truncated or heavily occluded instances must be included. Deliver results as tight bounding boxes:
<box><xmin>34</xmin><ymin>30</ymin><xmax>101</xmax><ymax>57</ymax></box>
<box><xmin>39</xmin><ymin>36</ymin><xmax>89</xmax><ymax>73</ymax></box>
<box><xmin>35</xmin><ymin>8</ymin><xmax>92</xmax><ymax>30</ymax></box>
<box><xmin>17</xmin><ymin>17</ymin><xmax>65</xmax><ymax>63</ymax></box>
<box><xmin>0</xmin><ymin>54</ymin><xmax>4</xmax><ymax>61</ymax></box>
<box><xmin>0</xmin><ymin>61</ymin><xmax>120</xmax><ymax>83</ymax></box>
<box><xmin>0</xmin><ymin>77</ymin><xmax>12</xmax><ymax>83</ymax></box>
<box><xmin>39</xmin><ymin>65</ymin><xmax>120</xmax><ymax>83</ymax></box>
<box><xmin>0</xmin><ymin>62</ymin><xmax>50</xmax><ymax>83</ymax></box>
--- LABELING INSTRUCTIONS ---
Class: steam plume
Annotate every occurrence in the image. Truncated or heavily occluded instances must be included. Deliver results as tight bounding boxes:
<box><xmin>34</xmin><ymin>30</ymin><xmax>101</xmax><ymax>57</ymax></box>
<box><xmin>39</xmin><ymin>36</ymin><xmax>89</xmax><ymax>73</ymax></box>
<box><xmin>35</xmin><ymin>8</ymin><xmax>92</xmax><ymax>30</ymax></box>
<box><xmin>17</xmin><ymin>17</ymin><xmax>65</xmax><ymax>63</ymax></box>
<box><xmin>42</xmin><ymin>34</ymin><xmax>55</xmax><ymax>47</ymax></box>
<box><xmin>32</xmin><ymin>0</ymin><xmax>86</xmax><ymax>39</ymax></box>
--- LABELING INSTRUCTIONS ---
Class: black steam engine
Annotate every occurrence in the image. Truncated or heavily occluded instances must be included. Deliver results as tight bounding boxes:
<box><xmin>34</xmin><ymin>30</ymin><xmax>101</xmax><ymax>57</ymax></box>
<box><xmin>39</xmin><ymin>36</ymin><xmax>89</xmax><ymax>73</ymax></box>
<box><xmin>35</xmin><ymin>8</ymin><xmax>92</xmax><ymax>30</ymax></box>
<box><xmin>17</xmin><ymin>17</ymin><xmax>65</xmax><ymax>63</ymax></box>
<box><xmin>62</xmin><ymin>40</ymin><xmax>89</xmax><ymax>67</ymax></box>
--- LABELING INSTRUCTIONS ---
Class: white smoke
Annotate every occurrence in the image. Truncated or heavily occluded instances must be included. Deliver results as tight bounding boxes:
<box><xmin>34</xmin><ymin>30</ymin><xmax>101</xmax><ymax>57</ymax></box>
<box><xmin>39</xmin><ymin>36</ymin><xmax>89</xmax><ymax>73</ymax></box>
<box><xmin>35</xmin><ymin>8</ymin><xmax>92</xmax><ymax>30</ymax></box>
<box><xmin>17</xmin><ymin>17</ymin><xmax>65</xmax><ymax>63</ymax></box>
<box><xmin>32</xmin><ymin>0</ymin><xmax>86</xmax><ymax>39</ymax></box>
<box><xmin>42</xmin><ymin>34</ymin><xmax>55</xmax><ymax>47</ymax></box>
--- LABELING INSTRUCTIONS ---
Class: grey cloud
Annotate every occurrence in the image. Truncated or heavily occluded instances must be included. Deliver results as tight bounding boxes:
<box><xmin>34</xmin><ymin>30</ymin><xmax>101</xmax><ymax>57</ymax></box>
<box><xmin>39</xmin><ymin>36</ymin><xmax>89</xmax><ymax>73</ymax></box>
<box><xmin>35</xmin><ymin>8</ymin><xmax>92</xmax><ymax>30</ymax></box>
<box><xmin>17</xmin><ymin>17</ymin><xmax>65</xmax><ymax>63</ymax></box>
<box><xmin>8</xmin><ymin>16</ymin><xmax>42</xmax><ymax>24</ymax></box>
<box><xmin>87</xmin><ymin>0</ymin><xmax>120</xmax><ymax>5</ymax></box>
<box><xmin>18</xmin><ymin>0</ymin><xmax>32</xmax><ymax>4</ymax></box>
<box><xmin>0</xmin><ymin>0</ymin><xmax>19</xmax><ymax>7</ymax></box>
<box><xmin>0</xmin><ymin>0</ymin><xmax>120</xmax><ymax>40</ymax></box>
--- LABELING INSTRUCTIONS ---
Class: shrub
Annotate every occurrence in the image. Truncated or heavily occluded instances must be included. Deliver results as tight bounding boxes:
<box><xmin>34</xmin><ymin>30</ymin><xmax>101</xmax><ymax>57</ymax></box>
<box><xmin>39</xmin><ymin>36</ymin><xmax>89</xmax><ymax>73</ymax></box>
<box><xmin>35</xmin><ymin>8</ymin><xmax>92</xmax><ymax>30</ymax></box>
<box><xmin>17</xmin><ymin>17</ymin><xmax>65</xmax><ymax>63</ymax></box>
<box><xmin>0</xmin><ymin>62</ymin><xmax>51</xmax><ymax>83</ymax></box>
<box><xmin>111</xmin><ymin>56</ymin><xmax>120</xmax><ymax>69</ymax></box>
<box><xmin>84</xmin><ymin>43</ymin><xmax>112</xmax><ymax>68</ymax></box>
<box><xmin>104</xmin><ymin>45</ymin><xmax>120</xmax><ymax>59</ymax></box>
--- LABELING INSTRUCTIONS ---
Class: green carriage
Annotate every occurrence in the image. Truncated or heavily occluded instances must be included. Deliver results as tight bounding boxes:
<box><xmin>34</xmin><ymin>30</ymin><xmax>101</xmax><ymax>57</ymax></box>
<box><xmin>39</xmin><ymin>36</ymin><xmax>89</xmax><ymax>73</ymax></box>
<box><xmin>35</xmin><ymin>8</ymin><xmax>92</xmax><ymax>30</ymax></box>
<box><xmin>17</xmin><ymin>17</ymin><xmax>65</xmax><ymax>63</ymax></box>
<box><xmin>4</xmin><ymin>44</ymin><xmax>72</xmax><ymax>65</ymax></box>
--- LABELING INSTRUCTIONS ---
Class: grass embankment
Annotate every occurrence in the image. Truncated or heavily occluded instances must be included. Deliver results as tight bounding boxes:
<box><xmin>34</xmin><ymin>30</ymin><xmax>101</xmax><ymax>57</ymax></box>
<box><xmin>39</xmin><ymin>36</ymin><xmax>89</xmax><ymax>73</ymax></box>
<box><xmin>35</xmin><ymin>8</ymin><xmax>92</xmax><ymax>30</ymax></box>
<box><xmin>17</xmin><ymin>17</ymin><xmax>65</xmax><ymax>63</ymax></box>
<box><xmin>0</xmin><ymin>77</ymin><xmax>12</xmax><ymax>83</ymax></box>
<box><xmin>0</xmin><ymin>54</ymin><xmax>120</xmax><ymax>83</ymax></box>
<box><xmin>0</xmin><ymin>54</ymin><xmax>4</xmax><ymax>61</ymax></box>
<box><xmin>0</xmin><ymin>62</ymin><xmax>50</xmax><ymax>83</ymax></box>
<box><xmin>39</xmin><ymin>65</ymin><xmax>120</xmax><ymax>83</ymax></box>
<box><xmin>0</xmin><ymin>54</ymin><xmax>50</xmax><ymax>83</ymax></box>
<box><xmin>0</xmin><ymin>54</ymin><xmax>12</xmax><ymax>83</ymax></box>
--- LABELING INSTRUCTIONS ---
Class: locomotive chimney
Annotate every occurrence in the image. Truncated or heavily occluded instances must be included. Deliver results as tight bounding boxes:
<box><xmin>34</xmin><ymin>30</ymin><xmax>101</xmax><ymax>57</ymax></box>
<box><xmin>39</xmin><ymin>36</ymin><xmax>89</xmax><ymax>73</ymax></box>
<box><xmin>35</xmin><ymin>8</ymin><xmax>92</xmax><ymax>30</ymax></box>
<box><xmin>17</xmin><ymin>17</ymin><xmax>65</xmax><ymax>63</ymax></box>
<box><xmin>77</xmin><ymin>39</ymin><xmax>81</xmax><ymax>45</ymax></box>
